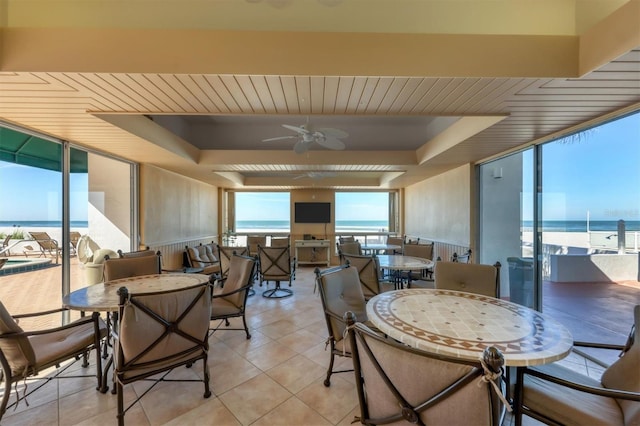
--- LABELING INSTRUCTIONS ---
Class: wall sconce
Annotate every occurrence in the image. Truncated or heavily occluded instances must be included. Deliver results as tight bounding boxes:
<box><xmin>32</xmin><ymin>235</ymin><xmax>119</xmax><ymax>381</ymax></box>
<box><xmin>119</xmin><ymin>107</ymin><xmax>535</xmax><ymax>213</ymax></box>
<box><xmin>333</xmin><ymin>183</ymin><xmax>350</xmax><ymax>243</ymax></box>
<box><xmin>492</xmin><ymin>167</ymin><xmax>503</xmax><ymax>179</ymax></box>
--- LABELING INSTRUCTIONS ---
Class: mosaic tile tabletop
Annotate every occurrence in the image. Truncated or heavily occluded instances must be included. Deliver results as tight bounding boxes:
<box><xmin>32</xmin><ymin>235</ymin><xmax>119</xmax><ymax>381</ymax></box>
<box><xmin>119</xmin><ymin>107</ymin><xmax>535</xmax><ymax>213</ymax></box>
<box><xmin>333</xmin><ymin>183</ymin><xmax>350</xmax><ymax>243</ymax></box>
<box><xmin>367</xmin><ymin>289</ymin><xmax>573</xmax><ymax>366</ymax></box>
<box><xmin>377</xmin><ymin>255</ymin><xmax>434</xmax><ymax>270</ymax></box>
<box><xmin>63</xmin><ymin>273</ymin><xmax>208</xmax><ymax>312</ymax></box>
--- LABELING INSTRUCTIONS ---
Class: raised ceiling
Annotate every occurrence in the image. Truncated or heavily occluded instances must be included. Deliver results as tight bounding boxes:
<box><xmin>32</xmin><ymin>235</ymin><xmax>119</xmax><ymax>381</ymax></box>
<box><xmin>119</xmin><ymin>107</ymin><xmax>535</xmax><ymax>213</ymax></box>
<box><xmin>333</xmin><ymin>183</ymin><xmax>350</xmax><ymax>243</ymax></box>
<box><xmin>0</xmin><ymin>0</ymin><xmax>639</xmax><ymax>190</ymax></box>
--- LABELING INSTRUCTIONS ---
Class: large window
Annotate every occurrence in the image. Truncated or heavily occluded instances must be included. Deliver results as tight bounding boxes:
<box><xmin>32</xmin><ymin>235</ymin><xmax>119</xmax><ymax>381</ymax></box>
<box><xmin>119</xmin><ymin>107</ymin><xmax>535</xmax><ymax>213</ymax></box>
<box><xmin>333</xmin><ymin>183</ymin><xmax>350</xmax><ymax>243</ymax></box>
<box><xmin>479</xmin><ymin>110</ymin><xmax>640</xmax><ymax>348</ymax></box>
<box><xmin>234</xmin><ymin>192</ymin><xmax>290</xmax><ymax>233</ymax></box>
<box><xmin>0</xmin><ymin>125</ymin><xmax>134</xmax><ymax>324</ymax></box>
<box><xmin>335</xmin><ymin>191</ymin><xmax>392</xmax><ymax>236</ymax></box>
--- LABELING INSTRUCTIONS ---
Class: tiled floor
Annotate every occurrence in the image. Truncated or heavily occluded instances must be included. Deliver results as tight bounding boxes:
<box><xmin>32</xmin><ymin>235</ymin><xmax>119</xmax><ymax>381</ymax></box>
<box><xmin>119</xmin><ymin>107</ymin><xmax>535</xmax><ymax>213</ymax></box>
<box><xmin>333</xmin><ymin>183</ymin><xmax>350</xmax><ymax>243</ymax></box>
<box><xmin>0</xmin><ymin>265</ymin><xmax>633</xmax><ymax>425</ymax></box>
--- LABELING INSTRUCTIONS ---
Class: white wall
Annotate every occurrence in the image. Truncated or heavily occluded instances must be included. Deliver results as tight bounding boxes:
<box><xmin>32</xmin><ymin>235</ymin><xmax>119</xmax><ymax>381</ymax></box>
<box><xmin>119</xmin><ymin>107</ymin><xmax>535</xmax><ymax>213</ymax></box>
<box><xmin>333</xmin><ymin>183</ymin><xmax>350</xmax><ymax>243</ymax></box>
<box><xmin>405</xmin><ymin>164</ymin><xmax>471</xmax><ymax>247</ymax></box>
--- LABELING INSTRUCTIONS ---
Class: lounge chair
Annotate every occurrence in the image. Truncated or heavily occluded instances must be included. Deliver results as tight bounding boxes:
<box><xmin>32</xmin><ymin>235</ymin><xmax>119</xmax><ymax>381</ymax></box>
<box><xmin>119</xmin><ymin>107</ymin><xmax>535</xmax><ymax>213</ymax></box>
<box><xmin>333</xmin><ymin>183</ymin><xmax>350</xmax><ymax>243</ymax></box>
<box><xmin>27</xmin><ymin>231</ymin><xmax>63</xmax><ymax>263</ymax></box>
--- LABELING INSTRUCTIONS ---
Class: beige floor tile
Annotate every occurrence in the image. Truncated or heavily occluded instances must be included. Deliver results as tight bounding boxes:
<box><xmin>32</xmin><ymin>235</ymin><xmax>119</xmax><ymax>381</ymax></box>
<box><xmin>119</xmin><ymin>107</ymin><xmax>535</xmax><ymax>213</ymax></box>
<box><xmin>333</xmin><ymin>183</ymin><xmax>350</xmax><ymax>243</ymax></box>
<box><xmin>296</xmin><ymin>376</ymin><xmax>359</xmax><ymax>424</ymax></box>
<box><xmin>57</xmin><ymin>384</ymin><xmax>120</xmax><ymax>425</ymax></box>
<box><xmin>221</xmin><ymin>329</ymin><xmax>273</xmax><ymax>356</ymax></box>
<box><xmin>257</xmin><ymin>319</ymin><xmax>300</xmax><ymax>340</ymax></box>
<box><xmin>162</xmin><ymin>397</ymin><xmax>241</xmax><ymax>426</ymax></box>
<box><xmin>266</xmin><ymin>354</ymin><xmax>326</xmax><ymax>394</ymax></box>
<box><xmin>336</xmin><ymin>406</ymin><xmax>360</xmax><ymax>426</ymax></box>
<box><xmin>218</xmin><ymin>373</ymin><xmax>291</xmax><ymax>425</ymax></box>
<box><xmin>210</xmin><ymin>355</ymin><xmax>263</xmax><ymax>395</ymax></box>
<box><xmin>1</xmin><ymin>400</ymin><xmax>58</xmax><ymax>426</ymax></box>
<box><xmin>138</xmin><ymin>379</ymin><xmax>214</xmax><ymax>425</ymax></box>
<box><xmin>252</xmin><ymin>396</ymin><xmax>332</xmax><ymax>426</ymax></box>
<box><xmin>277</xmin><ymin>328</ymin><xmax>327</xmax><ymax>354</ymax></box>
<box><xmin>244</xmin><ymin>340</ymin><xmax>298</xmax><ymax>371</ymax></box>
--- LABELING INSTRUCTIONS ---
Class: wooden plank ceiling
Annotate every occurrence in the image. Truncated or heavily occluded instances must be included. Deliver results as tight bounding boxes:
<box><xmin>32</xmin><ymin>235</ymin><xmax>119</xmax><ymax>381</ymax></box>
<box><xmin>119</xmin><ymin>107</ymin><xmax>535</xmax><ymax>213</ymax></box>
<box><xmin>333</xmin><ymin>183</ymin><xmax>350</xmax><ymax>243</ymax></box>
<box><xmin>0</xmin><ymin>1</ymin><xmax>639</xmax><ymax>189</ymax></box>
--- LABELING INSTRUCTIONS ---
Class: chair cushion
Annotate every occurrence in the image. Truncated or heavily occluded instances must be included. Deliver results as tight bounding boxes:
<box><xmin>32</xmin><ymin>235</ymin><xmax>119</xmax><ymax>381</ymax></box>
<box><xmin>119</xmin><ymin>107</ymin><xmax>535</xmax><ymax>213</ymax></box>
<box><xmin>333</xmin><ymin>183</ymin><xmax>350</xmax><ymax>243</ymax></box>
<box><xmin>211</xmin><ymin>298</ymin><xmax>242</xmax><ymax>317</ymax></box>
<box><xmin>0</xmin><ymin>302</ymin><xmax>36</xmax><ymax>376</ymax></box>
<box><xmin>524</xmin><ymin>363</ymin><xmax>624</xmax><ymax>425</ymax></box>
<box><xmin>30</xmin><ymin>316</ymin><xmax>107</xmax><ymax>372</ymax></box>
<box><xmin>188</xmin><ymin>244</ymin><xmax>218</xmax><ymax>269</ymax></box>
<box><xmin>601</xmin><ymin>305</ymin><xmax>640</xmax><ymax>425</ymax></box>
<box><xmin>435</xmin><ymin>261</ymin><xmax>498</xmax><ymax>297</ymax></box>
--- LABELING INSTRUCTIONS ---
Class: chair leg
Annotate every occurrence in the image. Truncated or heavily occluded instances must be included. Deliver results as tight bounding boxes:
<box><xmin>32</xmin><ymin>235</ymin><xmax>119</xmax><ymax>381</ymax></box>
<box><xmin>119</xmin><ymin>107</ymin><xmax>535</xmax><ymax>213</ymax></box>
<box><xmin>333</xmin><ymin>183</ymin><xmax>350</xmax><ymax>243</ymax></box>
<box><xmin>117</xmin><ymin>381</ymin><xmax>125</xmax><ymax>426</ymax></box>
<box><xmin>0</xmin><ymin>366</ymin><xmax>12</xmax><ymax>421</ymax></box>
<box><xmin>242</xmin><ymin>314</ymin><xmax>251</xmax><ymax>339</ymax></box>
<box><xmin>324</xmin><ymin>351</ymin><xmax>335</xmax><ymax>387</ymax></box>
<box><xmin>203</xmin><ymin>355</ymin><xmax>212</xmax><ymax>398</ymax></box>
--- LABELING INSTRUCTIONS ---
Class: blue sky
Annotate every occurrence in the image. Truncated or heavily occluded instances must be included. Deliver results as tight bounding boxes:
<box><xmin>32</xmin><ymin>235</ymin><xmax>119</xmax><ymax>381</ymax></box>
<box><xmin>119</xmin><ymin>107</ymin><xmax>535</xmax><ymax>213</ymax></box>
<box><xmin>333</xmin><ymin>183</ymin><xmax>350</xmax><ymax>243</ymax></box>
<box><xmin>1</xmin><ymin>111</ymin><xmax>638</xmax><ymax>223</ymax></box>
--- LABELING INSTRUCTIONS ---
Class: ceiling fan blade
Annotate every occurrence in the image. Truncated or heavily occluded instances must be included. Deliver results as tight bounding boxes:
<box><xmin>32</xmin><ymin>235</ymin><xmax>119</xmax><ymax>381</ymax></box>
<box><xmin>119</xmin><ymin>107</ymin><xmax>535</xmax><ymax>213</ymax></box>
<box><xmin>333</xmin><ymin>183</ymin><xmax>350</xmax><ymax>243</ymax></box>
<box><xmin>262</xmin><ymin>136</ymin><xmax>297</xmax><ymax>142</ymax></box>
<box><xmin>316</xmin><ymin>136</ymin><xmax>346</xmax><ymax>150</ymax></box>
<box><xmin>317</xmin><ymin>127</ymin><xmax>349</xmax><ymax>139</ymax></box>
<box><xmin>294</xmin><ymin>140</ymin><xmax>310</xmax><ymax>154</ymax></box>
<box><xmin>282</xmin><ymin>124</ymin><xmax>308</xmax><ymax>135</ymax></box>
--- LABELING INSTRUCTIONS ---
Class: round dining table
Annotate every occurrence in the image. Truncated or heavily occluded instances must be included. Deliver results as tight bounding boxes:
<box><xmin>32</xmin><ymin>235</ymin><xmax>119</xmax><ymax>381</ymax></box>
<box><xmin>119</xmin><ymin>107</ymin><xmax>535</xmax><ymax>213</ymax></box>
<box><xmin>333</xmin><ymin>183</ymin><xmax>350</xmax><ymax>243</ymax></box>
<box><xmin>376</xmin><ymin>255</ymin><xmax>434</xmax><ymax>289</ymax></box>
<box><xmin>63</xmin><ymin>273</ymin><xmax>209</xmax><ymax>312</ymax></box>
<box><xmin>366</xmin><ymin>288</ymin><xmax>573</xmax><ymax>367</ymax></box>
<box><xmin>360</xmin><ymin>244</ymin><xmax>402</xmax><ymax>255</ymax></box>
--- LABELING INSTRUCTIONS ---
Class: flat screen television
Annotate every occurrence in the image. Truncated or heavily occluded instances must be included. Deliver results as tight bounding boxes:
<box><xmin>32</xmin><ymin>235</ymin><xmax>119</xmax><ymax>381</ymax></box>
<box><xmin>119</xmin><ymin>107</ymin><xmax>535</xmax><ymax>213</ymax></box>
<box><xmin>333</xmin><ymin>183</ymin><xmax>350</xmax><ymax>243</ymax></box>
<box><xmin>294</xmin><ymin>202</ymin><xmax>331</xmax><ymax>223</ymax></box>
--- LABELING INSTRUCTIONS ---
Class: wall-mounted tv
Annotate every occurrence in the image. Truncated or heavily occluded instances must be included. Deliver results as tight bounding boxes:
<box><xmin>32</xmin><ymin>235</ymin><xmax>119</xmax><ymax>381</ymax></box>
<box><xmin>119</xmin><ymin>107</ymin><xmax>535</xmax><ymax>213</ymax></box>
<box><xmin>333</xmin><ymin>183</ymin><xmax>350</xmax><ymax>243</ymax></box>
<box><xmin>294</xmin><ymin>202</ymin><xmax>331</xmax><ymax>223</ymax></box>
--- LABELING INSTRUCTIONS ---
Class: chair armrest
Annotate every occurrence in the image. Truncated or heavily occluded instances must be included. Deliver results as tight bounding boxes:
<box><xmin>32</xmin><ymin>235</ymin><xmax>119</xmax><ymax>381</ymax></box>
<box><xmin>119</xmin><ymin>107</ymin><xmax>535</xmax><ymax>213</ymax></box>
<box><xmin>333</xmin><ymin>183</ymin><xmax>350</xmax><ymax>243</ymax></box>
<box><xmin>12</xmin><ymin>307</ymin><xmax>68</xmax><ymax>319</ymax></box>
<box><xmin>5</xmin><ymin>311</ymin><xmax>100</xmax><ymax>337</ymax></box>
<box><xmin>574</xmin><ymin>341</ymin><xmax>626</xmax><ymax>351</ymax></box>
<box><xmin>522</xmin><ymin>366</ymin><xmax>640</xmax><ymax>402</ymax></box>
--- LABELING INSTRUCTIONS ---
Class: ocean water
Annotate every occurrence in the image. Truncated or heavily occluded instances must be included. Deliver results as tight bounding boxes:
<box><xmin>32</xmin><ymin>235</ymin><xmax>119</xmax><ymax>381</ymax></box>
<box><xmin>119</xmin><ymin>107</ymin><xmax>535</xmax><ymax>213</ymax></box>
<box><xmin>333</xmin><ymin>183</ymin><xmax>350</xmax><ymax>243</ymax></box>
<box><xmin>522</xmin><ymin>220</ymin><xmax>640</xmax><ymax>232</ymax></box>
<box><xmin>236</xmin><ymin>220</ymin><xmax>389</xmax><ymax>232</ymax></box>
<box><xmin>3</xmin><ymin>219</ymin><xmax>638</xmax><ymax>233</ymax></box>
<box><xmin>1</xmin><ymin>220</ymin><xmax>88</xmax><ymax>229</ymax></box>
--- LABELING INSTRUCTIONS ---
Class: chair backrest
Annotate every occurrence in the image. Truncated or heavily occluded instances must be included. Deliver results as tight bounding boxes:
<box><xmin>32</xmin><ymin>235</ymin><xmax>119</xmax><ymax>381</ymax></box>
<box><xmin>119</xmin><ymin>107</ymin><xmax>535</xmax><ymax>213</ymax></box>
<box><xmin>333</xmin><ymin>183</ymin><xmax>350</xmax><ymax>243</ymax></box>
<box><xmin>601</xmin><ymin>304</ymin><xmax>640</xmax><ymax>425</ymax></box>
<box><xmin>0</xmin><ymin>302</ymin><xmax>35</xmax><ymax>376</ymax></box>
<box><xmin>28</xmin><ymin>231</ymin><xmax>58</xmax><ymax>250</ymax></box>
<box><xmin>435</xmin><ymin>261</ymin><xmax>501</xmax><ymax>297</ymax></box>
<box><xmin>341</xmin><ymin>254</ymin><xmax>382</xmax><ymax>300</ymax></box>
<box><xmin>270</xmin><ymin>236</ymin><xmax>290</xmax><ymax>248</ymax></box>
<box><xmin>258</xmin><ymin>246</ymin><xmax>292</xmax><ymax>281</ymax></box>
<box><xmin>386</xmin><ymin>236</ymin><xmax>404</xmax><ymax>254</ymax></box>
<box><xmin>103</xmin><ymin>253</ymin><xmax>162</xmax><ymax>282</ymax></box>
<box><xmin>69</xmin><ymin>231</ymin><xmax>82</xmax><ymax>247</ymax></box>
<box><xmin>403</xmin><ymin>242</ymin><xmax>434</xmax><ymax>260</ymax></box>
<box><xmin>314</xmin><ymin>264</ymin><xmax>367</xmax><ymax>344</ymax></box>
<box><xmin>452</xmin><ymin>249</ymin><xmax>472</xmax><ymax>263</ymax></box>
<box><xmin>339</xmin><ymin>236</ymin><xmax>355</xmax><ymax>243</ymax></box>
<box><xmin>347</xmin><ymin>318</ymin><xmax>501</xmax><ymax>425</ymax></box>
<box><xmin>186</xmin><ymin>244</ymin><xmax>217</xmax><ymax>268</ymax></box>
<box><xmin>221</xmin><ymin>254</ymin><xmax>257</xmax><ymax>307</ymax></box>
<box><xmin>118</xmin><ymin>247</ymin><xmax>155</xmax><ymax>258</ymax></box>
<box><xmin>216</xmin><ymin>245</ymin><xmax>249</xmax><ymax>280</ymax></box>
<box><xmin>338</xmin><ymin>241</ymin><xmax>361</xmax><ymax>257</ymax></box>
<box><xmin>247</xmin><ymin>236</ymin><xmax>266</xmax><ymax>256</ymax></box>
<box><xmin>1</xmin><ymin>235</ymin><xmax>10</xmax><ymax>248</ymax></box>
<box><xmin>115</xmin><ymin>282</ymin><xmax>211</xmax><ymax>383</ymax></box>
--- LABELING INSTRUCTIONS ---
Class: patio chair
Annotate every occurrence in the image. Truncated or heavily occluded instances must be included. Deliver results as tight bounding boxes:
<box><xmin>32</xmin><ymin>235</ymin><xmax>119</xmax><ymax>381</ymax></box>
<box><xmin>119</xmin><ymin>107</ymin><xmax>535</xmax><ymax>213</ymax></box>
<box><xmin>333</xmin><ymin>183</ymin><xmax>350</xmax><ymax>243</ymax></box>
<box><xmin>338</xmin><ymin>236</ymin><xmax>355</xmax><ymax>243</ymax></box>
<box><xmin>27</xmin><ymin>231</ymin><xmax>62</xmax><ymax>263</ymax></box>
<box><xmin>185</xmin><ymin>242</ymin><xmax>221</xmax><ymax>276</ymax></box>
<box><xmin>210</xmin><ymin>253</ymin><xmax>256</xmax><ymax>339</ymax></box>
<box><xmin>403</xmin><ymin>241</ymin><xmax>435</xmax><ymax>285</ymax></box>
<box><xmin>452</xmin><ymin>249</ymin><xmax>472</xmax><ymax>263</ymax></box>
<box><xmin>0</xmin><ymin>302</ymin><xmax>107</xmax><ymax>421</ymax></box>
<box><xmin>114</xmin><ymin>283</ymin><xmax>212</xmax><ymax>426</ymax></box>
<box><xmin>345</xmin><ymin>312</ymin><xmax>504</xmax><ymax>426</ymax></box>
<box><xmin>69</xmin><ymin>231</ymin><xmax>81</xmax><ymax>256</ymax></box>
<box><xmin>314</xmin><ymin>264</ymin><xmax>370</xmax><ymax>387</ymax></box>
<box><xmin>216</xmin><ymin>245</ymin><xmax>249</xmax><ymax>283</ymax></box>
<box><xmin>270</xmin><ymin>236</ymin><xmax>296</xmax><ymax>280</ymax></box>
<box><xmin>102</xmin><ymin>252</ymin><xmax>162</xmax><ymax>282</ymax></box>
<box><xmin>514</xmin><ymin>304</ymin><xmax>640</xmax><ymax>426</ymax></box>
<box><xmin>1</xmin><ymin>235</ymin><xmax>11</xmax><ymax>256</ymax></box>
<box><xmin>117</xmin><ymin>247</ymin><xmax>155</xmax><ymax>258</ymax></box>
<box><xmin>435</xmin><ymin>260</ymin><xmax>501</xmax><ymax>298</ymax></box>
<box><xmin>258</xmin><ymin>245</ymin><xmax>294</xmax><ymax>298</ymax></box>
<box><xmin>385</xmin><ymin>235</ymin><xmax>404</xmax><ymax>254</ymax></box>
<box><xmin>341</xmin><ymin>253</ymin><xmax>392</xmax><ymax>301</ymax></box>
<box><xmin>337</xmin><ymin>241</ymin><xmax>361</xmax><ymax>262</ymax></box>
<box><xmin>0</xmin><ymin>258</ymin><xmax>6</xmax><ymax>270</ymax></box>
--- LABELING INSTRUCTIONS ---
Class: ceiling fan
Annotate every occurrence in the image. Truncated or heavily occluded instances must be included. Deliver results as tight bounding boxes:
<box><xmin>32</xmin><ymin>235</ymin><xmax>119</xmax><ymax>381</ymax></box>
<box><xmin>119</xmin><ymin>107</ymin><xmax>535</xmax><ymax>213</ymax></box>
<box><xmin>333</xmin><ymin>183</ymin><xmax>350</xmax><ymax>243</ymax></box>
<box><xmin>262</xmin><ymin>119</ymin><xmax>348</xmax><ymax>154</ymax></box>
